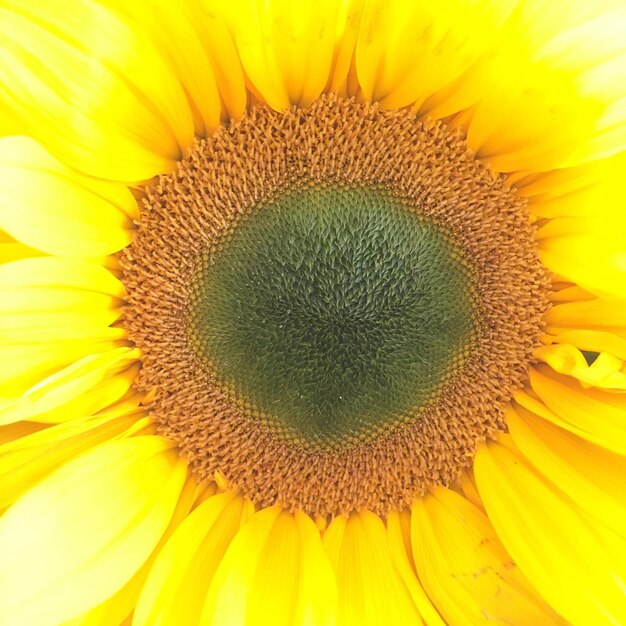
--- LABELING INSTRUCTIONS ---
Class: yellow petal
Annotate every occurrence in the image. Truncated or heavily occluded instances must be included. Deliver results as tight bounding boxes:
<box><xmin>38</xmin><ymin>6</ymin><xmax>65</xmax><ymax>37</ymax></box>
<box><xmin>543</xmin><ymin>296</ymin><xmax>626</xmax><ymax>365</ymax></box>
<box><xmin>0</xmin><ymin>255</ymin><xmax>123</xmax><ymax>295</ymax></box>
<box><xmin>0</xmin><ymin>256</ymin><xmax>128</xmax><ymax>398</ymax></box>
<box><xmin>202</xmin><ymin>505</ymin><xmax>337</xmax><ymax>626</ymax></box>
<box><xmin>386</xmin><ymin>510</ymin><xmax>444</xmax><ymax>626</ymax></box>
<box><xmin>356</xmin><ymin>0</ymin><xmax>515</xmax><ymax>110</ymax></box>
<box><xmin>0</xmin><ymin>338</ymin><xmax>125</xmax><ymax>398</ymax></box>
<box><xmin>545</xmin><ymin>297</ymin><xmax>626</xmax><ymax>333</ymax></box>
<box><xmin>192</xmin><ymin>0</ymin><xmax>248</xmax><ymax>121</ymax></box>
<box><xmin>475</xmin><ymin>436</ymin><xmax>626</xmax><ymax>626</ymax></box>
<box><xmin>548</xmin><ymin>330</ymin><xmax>626</xmax><ymax>362</ymax></box>
<box><xmin>326</xmin><ymin>0</ymin><xmax>364</xmax><ymax>97</ymax></box>
<box><xmin>549</xmin><ymin>284</ymin><xmax>594</xmax><ymax>303</ymax></box>
<box><xmin>544</xmin><ymin>8</ymin><xmax>626</xmax><ymax>166</ymax></box>
<box><xmin>0</xmin><ymin>136</ymin><xmax>136</xmax><ymax>257</ymax></box>
<box><xmin>68</xmin><ymin>475</ymin><xmax>199</xmax><ymax>626</ymax></box>
<box><xmin>537</xmin><ymin>216</ymin><xmax>626</xmax><ymax>301</ymax></box>
<box><xmin>411</xmin><ymin>488</ymin><xmax>563</xmax><ymax>626</ymax></box>
<box><xmin>473</xmin><ymin>3</ymin><xmax>626</xmax><ymax>172</ymax></box>
<box><xmin>323</xmin><ymin>510</ymin><xmax>421</xmax><ymax>626</ymax></box>
<box><xmin>534</xmin><ymin>344</ymin><xmax>626</xmax><ymax>389</ymax></box>
<box><xmin>524</xmin><ymin>365</ymin><xmax>626</xmax><ymax>455</ymax></box>
<box><xmin>135</xmin><ymin>491</ymin><xmax>253</xmax><ymax>626</ymax></box>
<box><xmin>458</xmin><ymin>468</ymin><xmax>486</xmax><ymax>514</ymax></box>
<box><xmin>0</xmin><ymin>230</ymin><xmax>43</xmax><ymax>264</ymax></box>
<box><xmin>0</xmin><ymin>0</ymin><xmax>193</xmax><ymax>181</ymax></box>
<box><xmin>0</xmin><ymin>347</ymin><xmax>140</xmax><ymax>424</ymax></box>
<box><xmin>223</xmin><ymin>0</ymin><xmax>339</xmax><ymax>110</ymax></box>
<box><xmin>0</xmin><ymin>285</ymin><xmax>122</xmax><ymax>341</ymax></box>
<box><xmin>0</xmin><ymin>257</ymin><xmax>125</xmax><ymax>348</ymax></box>
<box><xmin>464</xmin><ymin>70</ymin><xmax>595</xmax><ymax>173</ymax></box>
<box><xmin>108</xmin><ymin>0</ymin><xmax>221</xmax><ymax>136</ymax></box>
<box><xmin>507</xmin><ymin>404</ymin><xmax>626</xmax><ymax>538</ymax></box>
<box><xmin>0</xmin><ymin>419</ymin><xmax>46</xmax><ymax>445</ymax></box>
<box><xmin>521</xmin><ymin>153</ymin><xmax>626</xmax><ymax>220</ymax></box>
<box><xmin>0</xmin><ymin>436</ymin><xmax>187</xmax><ymax>626</ymax></box>
<box><xmin>419</xmin><ymin>0</ymin><xmax>618</xmax><ymax>123</ymax></box>
<box><xmin>0</xmin><ymin>410</ymin><xmax>144</xmax><ymax>510</ymax></box>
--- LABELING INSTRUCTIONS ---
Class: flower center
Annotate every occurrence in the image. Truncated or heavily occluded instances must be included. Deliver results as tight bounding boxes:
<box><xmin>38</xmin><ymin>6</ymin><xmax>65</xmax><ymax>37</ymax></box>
<box><xmin>190</xmin><ymin>183</ymin><xmax>476</xmax><ymax>446</ymax></box>
<box><xmin>121</xmin><ymin>94</ymin><xmax>550</xmax><ymax>517</ymax></box>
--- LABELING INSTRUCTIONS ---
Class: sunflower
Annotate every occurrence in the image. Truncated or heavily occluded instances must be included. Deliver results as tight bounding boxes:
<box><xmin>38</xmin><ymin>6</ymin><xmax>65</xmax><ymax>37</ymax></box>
<box><xmin>0</xmin><ymin>0</ymin><xmax>625</xmax><ymax>624</ymax></box>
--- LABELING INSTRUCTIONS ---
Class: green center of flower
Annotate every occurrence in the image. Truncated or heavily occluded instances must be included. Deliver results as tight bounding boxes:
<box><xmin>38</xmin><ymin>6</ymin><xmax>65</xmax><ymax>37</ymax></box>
<box><xmin>190</xmin><ymin>184</ymin><xmax>476</xmax><ymax>445</ymax></box>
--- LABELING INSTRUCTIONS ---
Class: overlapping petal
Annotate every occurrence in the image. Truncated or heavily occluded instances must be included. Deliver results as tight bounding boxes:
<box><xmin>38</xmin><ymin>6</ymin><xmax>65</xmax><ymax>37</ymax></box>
<box><xmin>0</xmin><ymin>403</ymin><xmax>149</xmax><ymax>509</ymax></box>
<box><xmin>0</xmin><ymin>436</ymin><xmax>187</xmax><ymax>626</ymax></box>
<box><xmin>0</xmin><ymin>257</ymin><xmax>131</xmax><ymax>401</ymax></box>
<box><xmin>506</xmin><ymin>404</ymin><xmax>626</xmax><ymax>538</ymax></box>
<box><xmin>202</xmin><ymin>505</ymin><xmax>337</xmax><ymax>626</ymax></box>
<box><xmin>0</xmin><ymin>0</ymin><xmax>194</xmax><ymax>182</ymax></box>
<box><xmin>221</xmin><ymin>0</ymin><xmax>341</xmax><ymax>110</ymax></box>
<box><xmin>0</xmin><ymin>136</ymin><xmax>136</xmax><ymax>257</ymax></box>
<box><xmin>475</xmin><ymin>436</ymin><xmax>626</xmax><ymax>626</ymax></box>
<box><xmin>323</xmin><ymin>511</ymin><xmax>422</xmax><ymax>626</ymax></box>
<box><xmin>134</xmin><ymin>491</ymin><xmax>254</xmax><ymax>626</ymax></box>
<box><xmin>410</xmin><ymin>487</ymin><xmax>563</xmax><ymax>626</ymax></box>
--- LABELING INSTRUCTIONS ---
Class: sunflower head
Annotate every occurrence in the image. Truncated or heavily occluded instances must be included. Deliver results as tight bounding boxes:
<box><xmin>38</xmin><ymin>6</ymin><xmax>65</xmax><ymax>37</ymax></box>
<box><xmin>1</xmin><ymin>1</ymin><xmax>625</xmax><ymax>626</ymax></box>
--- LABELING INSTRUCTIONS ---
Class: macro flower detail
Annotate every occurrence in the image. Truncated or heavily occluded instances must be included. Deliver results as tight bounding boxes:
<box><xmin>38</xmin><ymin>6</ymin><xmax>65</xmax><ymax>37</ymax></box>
<box><xmin>0</xmin><ymin>1</ymin><xmax>625</xmax><ymax>626</ymax></box>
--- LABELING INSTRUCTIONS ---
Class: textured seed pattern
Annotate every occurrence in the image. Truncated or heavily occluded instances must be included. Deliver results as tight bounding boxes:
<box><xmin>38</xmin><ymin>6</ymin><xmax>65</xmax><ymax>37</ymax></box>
<box><xmin>121</xmin><ymin>95</ymin><xmax>550</xmax><ymax>518</ymax></box>
<box><xmin>191</xmin><ymin>183</ymin><xmax>476</xmax><ymax>446</ymax></box>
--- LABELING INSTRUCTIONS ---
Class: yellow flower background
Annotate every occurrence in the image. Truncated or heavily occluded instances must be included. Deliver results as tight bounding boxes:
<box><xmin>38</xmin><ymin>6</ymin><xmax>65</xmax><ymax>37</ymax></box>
<box><xmin>0</xmin><ymin>1</ymin><xmax>625</xmax><ymax>625</ymax></box>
